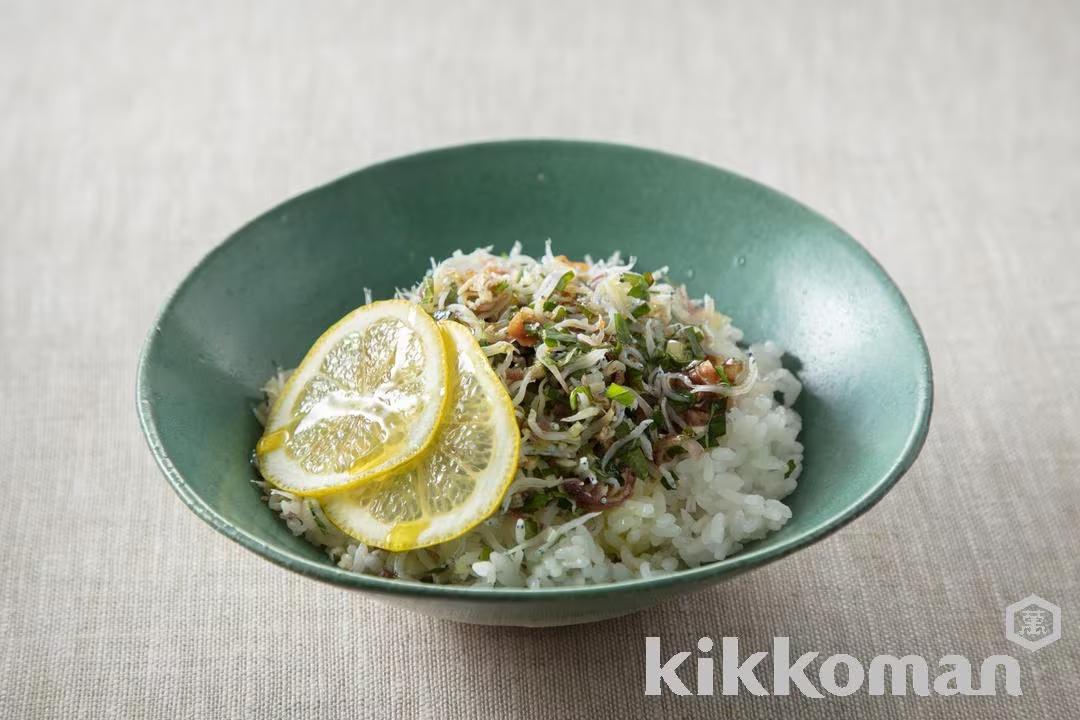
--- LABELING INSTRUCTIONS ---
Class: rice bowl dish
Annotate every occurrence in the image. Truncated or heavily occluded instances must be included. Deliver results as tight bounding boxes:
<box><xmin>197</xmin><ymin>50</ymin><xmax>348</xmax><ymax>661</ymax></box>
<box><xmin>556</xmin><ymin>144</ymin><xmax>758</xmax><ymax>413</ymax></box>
<box><xmin>253</xmin><ymin>243</ymin><xmax>804</xmax><ymax>588</ymax></box>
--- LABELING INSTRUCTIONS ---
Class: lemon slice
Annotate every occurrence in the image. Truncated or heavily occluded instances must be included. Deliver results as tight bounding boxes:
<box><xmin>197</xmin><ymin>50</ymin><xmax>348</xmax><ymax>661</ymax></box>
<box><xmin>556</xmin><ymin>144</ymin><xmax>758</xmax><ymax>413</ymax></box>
<box><xmin>323</xmin><ymin>321</ymin><xmax>520</xmax><ymax>551</ymax></box>
<box><xmin>256</xmin><ymin>300</ymin><xmax>451</xmax><ymax>496</ymax></box>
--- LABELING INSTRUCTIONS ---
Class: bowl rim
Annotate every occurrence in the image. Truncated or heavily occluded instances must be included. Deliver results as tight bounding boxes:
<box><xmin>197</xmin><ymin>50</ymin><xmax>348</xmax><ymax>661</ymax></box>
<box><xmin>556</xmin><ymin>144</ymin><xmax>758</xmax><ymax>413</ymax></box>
<box><xmin>136</xmin><ymin>138</ymin><xmax>934</xmax><ymax>600</ymax></box>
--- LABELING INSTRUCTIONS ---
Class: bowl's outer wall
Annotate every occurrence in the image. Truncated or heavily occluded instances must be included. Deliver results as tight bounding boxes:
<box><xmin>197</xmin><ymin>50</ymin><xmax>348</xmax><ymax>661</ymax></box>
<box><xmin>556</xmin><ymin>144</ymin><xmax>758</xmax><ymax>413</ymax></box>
<box><xmin>140</xmin><ymin>141</ymin><xmax>931</xmax><ymax>625</ymax></box>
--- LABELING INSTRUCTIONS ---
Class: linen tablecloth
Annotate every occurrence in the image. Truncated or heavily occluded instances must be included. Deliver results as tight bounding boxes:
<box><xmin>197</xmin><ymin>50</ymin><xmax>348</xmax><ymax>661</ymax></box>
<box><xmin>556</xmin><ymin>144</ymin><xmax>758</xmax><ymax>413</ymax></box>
<box><xmin>2</xmin><ymin>1</ymin><xmax>1077</xmax><ymax>717</ymax></box>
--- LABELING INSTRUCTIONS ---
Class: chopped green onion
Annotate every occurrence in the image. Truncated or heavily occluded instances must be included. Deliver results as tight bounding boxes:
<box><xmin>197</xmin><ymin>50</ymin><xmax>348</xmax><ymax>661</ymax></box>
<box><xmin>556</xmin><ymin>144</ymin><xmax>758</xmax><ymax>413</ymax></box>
<box><xmin>631</xmin><ymin>303</ymin><xmax>651</xmax><ymax>318</ymax></box>
<box><xmin>665</xmin><ymin>339</ymin><xmax>689</xmax><ymax>363</ymax></box>
<box><xmin>418</xmin><ymin>277</ymin><xmax>435</xmax><ymax>310</ymax></box>
<box><xmin>714</xmin><ymin>361</ymin><xmax>733</xmax><ymax>387</ymax></box>
<box><xmin>785</xmin><ymin>459</ymin><xmax>797</xmax><ymax>479</ymax></box>
<box><xmin>522</xmin><ymin>518</ymin><xmax>540</xmax><ymax>539</ymax></box>
<box><xmin>569</xmin><ymin>385</ymin><xmax>590</xmax><ymax>411</ymax></box>
<box><xmin>492</xmin><ymin>280</ymin><xmax>509</xmax><ymax>294</ymax></box>
<box><xmin>685</xmin><ymin>326</ymin><xmax>705</xmax><ymax>359</ymax></box>
<box><xmin>621</xmin><ymin>272</ymin><xmax>650</xmax><ymax>300</ymax></box>
<box><xmin>605</xmin><ymin>383</ymin><xmax>636</xmax><ymax>407</ymax></box>
<box><xmin>554</xmin><ymin>271</ymin><xmax>574</xmax><ymax>292</ymax></box>
<box><xmin>542</xmin><ymin>324</ymin><xmax>579</xmax><ymax>347</ymax></box>
<box><xmin>479</xmin><ymin>546</ymin><xmax>492</xmax><ymax>561</ymax></box>
<box><xmin>543</xmin><ymin>299</ymin><xmax>556</xmax><ymax>312</ymax></box>
<box><xmin>613</xmin><ymin>313</ymin><xmax>633</xmax><ymax>345</ymax></box>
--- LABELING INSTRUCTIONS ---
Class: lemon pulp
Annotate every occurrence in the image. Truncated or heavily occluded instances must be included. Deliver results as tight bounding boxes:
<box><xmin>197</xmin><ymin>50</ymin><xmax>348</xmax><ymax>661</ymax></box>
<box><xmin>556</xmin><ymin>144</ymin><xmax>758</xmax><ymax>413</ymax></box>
<box><xmin>256</xmin><ymin>300</ymin><xmax>451</xmax><ymax>496</ymax></box>
<box><xmin>322</xmin><ymin>321</ymin><xmax>520</xmax><ymax>551</ymax></box>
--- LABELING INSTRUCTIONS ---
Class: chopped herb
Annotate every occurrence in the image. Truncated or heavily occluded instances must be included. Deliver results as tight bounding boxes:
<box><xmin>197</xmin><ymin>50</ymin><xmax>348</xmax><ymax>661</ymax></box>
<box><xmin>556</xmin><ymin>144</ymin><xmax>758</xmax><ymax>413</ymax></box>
<box><xmin>444</xmin><ymin>284</ymin><xmax>458</xmax><ymax>305</ymax></box>
<box><xmin>619</xmin><ymin>446</ymin><xmax>653</xmax><ymax>480</ymax></box>
<box><xmin>666</xmin><ymin>339</ymin><xmax>689</xmax><ymax>363</ymax></box>
<box><xmin>522</xmin><ymin>491</ymin><xmax>551</xmax><ymax>512</ymax></box>
<box><xmin>542</xmin><ymin>383</ymin><xmax>562</xmax><ymax>403</ymax></box>
<box><xmin>621</xmin><ymin>272</ymin><xmax>650</xmax><ymax>300</ymax></box>
<box><xmin>625</xmin><ymin>366</ymin><xmax>644</xmax><ymax>390</ymax></box>
<box><xmin>522</xmin><ymin>518</ymin><xmax>540</xmax><ymax>539</ymax></box>
<box><xmin>543</xmin><ymin>299</ymin><xmax>557</xmax><ymax>312</ymax></box>
<box><xmin>605</xmin><ymin>383</ymin><xmax>636</xmax><ymax>407</ymax></box>
<box><xmin>418</xmin><ymin>277</ymin><xmax>435</xmax><ymax>310</ymax></box>
<box><xmin>715</xmin><ymin>360</ymin><xmax>733</xmax><ymax>387</ymax></box>
<box><xmin>569</xmin><ymin>385</ymin><xmax>590</xmax><ymax>410</ymax></box>
<box><xmin>554</xmin><ymin>270</ymin><xmax>574</xmax><ymax>292</ymax></box>
<box><xmin>785</xmin><ymin>459</ymin><xmax>797</xmax><ymax>479</ymax></box>
<box><xmin>479</xmin><ymin>546</ymin><xmax>492</xmax><ymax>561</ymax></box>
<box><xmin>542</xmin><ymin>324</ymin><xmax>579</xmax><ymax>347</ymax></box>
<box><xmin>685</xmin><ymin>326</ymin><xmax>705</xmax><ymax>359</ymax></box>
<box><xmin>658</xmin><ymin>353</ymin><xmax>684</xmax><ymax>372</ymax></box>
<box><xmin>613</xmin><ymin>313</ymin><xmax>633</xmax><ymax>345</ymax></box>
<box><xmin>666</xmin><ymin>390</ymin><xmax>695</xmax><ymax>408</ymax></box>
<box><xmin>704</xmin><ymin>403</ymin><xmax>727</xmax><ymax>448</ymax></box>
<box><xmin>631</xmin><ymin>303</ymin><xmax>651</xmax><ymax>318</ymax></box>
<box><xmin>492</xmin><ymin>280</ymin><xmax>509</xmax><ymax>294</ymax></box>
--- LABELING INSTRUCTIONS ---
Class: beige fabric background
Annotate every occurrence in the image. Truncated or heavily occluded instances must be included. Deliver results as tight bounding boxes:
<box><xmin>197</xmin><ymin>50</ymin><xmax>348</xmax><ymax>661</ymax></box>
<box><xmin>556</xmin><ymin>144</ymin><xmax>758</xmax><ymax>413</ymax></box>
<box><xmin>2</xmin><ymin>1</ymin><xmax>1078</xmax><ymax>717</ymax></box>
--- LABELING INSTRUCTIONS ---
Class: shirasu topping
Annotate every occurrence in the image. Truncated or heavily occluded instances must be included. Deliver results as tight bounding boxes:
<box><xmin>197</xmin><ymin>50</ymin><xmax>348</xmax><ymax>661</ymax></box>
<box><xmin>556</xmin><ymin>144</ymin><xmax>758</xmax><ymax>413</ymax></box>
<box><xmin>397</xmin><ymin>242</ymin><xmax>756</xmax><ymax>523</ymax></box>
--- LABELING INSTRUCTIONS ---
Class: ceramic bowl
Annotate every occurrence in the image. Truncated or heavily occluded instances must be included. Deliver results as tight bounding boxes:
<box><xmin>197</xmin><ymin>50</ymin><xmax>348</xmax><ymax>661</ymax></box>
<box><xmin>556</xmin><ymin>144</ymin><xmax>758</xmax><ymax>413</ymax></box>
<box><xmin>137</xmin><ymin>140</ymin><xmax>932</xmax><ymax>626</ymax></box>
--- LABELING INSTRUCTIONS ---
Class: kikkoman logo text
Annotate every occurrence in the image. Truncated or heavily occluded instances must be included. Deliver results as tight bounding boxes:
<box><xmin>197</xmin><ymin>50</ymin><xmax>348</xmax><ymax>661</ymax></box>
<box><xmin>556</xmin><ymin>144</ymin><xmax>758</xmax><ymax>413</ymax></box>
<box><xmin>644</xmin><ymin>637</ymin><xmax>1022</xmax><ymax>697</ymax></box>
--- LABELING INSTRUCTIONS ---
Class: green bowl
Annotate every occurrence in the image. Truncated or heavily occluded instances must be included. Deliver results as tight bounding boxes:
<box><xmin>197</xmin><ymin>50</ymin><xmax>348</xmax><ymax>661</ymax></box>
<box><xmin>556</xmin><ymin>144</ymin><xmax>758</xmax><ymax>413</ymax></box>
<box><xmin>137</xmin><ymin>140</ymin><xmax>932</xmax><ymax>627</ymax></box>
